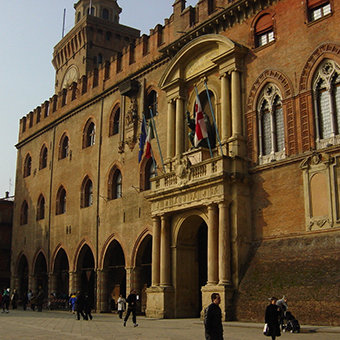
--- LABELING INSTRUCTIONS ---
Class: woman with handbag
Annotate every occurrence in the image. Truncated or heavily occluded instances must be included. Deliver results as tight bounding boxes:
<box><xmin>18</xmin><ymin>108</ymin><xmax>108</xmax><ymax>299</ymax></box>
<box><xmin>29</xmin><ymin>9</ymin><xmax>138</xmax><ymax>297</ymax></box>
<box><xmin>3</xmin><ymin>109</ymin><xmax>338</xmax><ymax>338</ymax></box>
<box><xmin>265</xmin><ymin>297</ymin><xmax>281</xmax><ymax>339</ymax></box>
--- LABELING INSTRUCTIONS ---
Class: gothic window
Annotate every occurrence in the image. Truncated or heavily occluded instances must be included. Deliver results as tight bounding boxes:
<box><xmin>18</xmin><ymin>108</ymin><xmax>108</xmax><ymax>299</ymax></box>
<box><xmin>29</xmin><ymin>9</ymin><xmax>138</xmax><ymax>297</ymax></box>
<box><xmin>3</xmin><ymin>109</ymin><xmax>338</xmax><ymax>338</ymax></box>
<box><xmin>258</xmin><ymin>83</ymin><xmax>285</xmax><ymax>164</ymax></box>
<box><xmin>39</xmin><ymin>145</ymin><xmax>48</xmax><ymax>170</ymax></box>
<box><xmin>313</xmin><ymin>59</ymin><xmax>340</xmax><ymax>148</ymax></box>
<box><xmin>254</xmin><ymin>13</ymin><xmax>274</xmax><ymax>48</ymax></box>
<box><xmin>56</xmin><ymin>186</ymin><xmax>67</xmax><ymax>215</ymax></box>
<box><xmin>145</xmin><ymin>90</ymin><xmax>158</xmax><ymax>119</ymax></box>
<box><xmin>83</xmin><ymin>120</ymin><xmax>95</xmax><ymax>148</ymax></box>
<box><xmin>81</xmin><ymin>176</ymin><xmax>93</xmax><ymax>208</ymax></box>
<box><xmin>20</xmin><ymin>200</ymin><xmax>28</xmax><ymax>225</ymax></box>
<box><xmin>37</xmin><ymin>194</ymin><xmax>45</xmax><ymax>220</ymax></box>
<box><xmin>23</xmin><ymin>154</ymin><xmax>32</xmax><ymax>178</ymax></box>
<box><xmin>308</xmin><ymin>0</ymin><xmax>331</xmax><ymax>22</ymax></box>
<box><xmin>59</xmin><ymin>133</ymin><xmax>69</xmax><ymax>160</ymax></box>
<box><xmin>102</xmin><ymin>8</ymin><xmax>109</xmax><ymax>20</ymax></box>
<box><xmin>108</xmin><ymin>168</ymin><xmax>122</xmax><ymax>199</ymax></box>
<box><xmin>109</xmin><ymin>106</ymin><xmax>120</xmax><ymax>136</ymax></box>
<box><xmin>144</xmin><ymin>158</ymin><xmax>156</xmax><ymax>191</ymax></box>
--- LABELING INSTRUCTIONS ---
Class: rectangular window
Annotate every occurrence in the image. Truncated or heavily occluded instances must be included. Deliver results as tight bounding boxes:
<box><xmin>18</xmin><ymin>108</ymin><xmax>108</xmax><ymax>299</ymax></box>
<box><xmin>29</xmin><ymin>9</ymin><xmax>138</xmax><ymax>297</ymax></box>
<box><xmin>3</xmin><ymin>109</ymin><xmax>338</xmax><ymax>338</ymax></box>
<box><xmin>258</xmin><ymin>31</ymin><xmax>274</xmax><ymax>47</ymax></box>
<box><xmin>308</xmin><ymin>1</ymin><xmax>331</xmax><ymax>22</ymax></box>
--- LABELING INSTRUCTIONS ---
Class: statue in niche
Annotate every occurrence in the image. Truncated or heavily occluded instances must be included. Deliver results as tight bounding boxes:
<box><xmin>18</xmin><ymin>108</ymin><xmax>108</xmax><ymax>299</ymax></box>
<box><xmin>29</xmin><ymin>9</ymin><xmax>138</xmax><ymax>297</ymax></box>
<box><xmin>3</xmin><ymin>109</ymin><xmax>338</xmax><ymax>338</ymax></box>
<box><xmin>126</xmin><ymin>97</ymin><xmax>138</xmax><ymax>126</ymax></box>
<box><xmin>186</xmin><ymin>110</ymin><xmax>216</xmax><ymax>150</ymax></box>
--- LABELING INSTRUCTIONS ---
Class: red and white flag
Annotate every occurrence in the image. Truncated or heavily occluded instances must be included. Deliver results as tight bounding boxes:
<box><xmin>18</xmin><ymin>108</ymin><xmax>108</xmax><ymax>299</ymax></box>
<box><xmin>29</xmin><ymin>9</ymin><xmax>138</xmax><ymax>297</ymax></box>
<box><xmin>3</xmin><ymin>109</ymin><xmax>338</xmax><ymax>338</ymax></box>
<box><xmin>194</xmin><ymin>98</ymin><xmax>208</xmax><ymax>147</ymax></box>
<box><xmin>145</xmin><ymin>123</ymin><xmax>152</xmax><ymax>158</ymax></box>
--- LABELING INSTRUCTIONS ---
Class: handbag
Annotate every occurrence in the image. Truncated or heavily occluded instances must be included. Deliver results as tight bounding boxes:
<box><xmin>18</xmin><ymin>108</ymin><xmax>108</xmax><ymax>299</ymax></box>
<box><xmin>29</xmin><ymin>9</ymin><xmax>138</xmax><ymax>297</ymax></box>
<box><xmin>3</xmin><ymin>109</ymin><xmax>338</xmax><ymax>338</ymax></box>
<box><xmin>263</xmin><ymin>323</ymin><xmax>270</xmax><ymax>336</ymax></box>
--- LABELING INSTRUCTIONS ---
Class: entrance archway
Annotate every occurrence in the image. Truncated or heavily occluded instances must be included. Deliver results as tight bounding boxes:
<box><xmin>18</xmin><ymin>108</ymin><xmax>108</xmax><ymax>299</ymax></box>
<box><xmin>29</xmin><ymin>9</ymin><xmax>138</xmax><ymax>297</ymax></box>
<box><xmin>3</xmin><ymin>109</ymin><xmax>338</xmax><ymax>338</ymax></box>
<box><xmin>77</xmin><ymin>244</ymin><xmax>95</xmax><ymax>298</ymax></box>
<box><xmin>135</xmin><ymin>234</ymin><xmax>152</xmax><ymax>313</ymax></box>
<box><xmin>103</xmin><ymin>240</ymin><xmax>125</xmax><ymax>311</ymax></box>
<box><xmin>34</xmin><ymin>252</ymin><xmax>48</xmax><ymax>297</ymax></box>
<box><xmin>54</xmin><ymin>248</ymin><xmax>69</xmax><ymax>297</ymax></box>
<box><xmin>17</xmin><ymin>254</ymin><xmax>29</xmax><ymax>296</ymax></box>
<box><xmin>175</xmin><ymin>215</ymin><xmax>207</xmax><ymax>318</ymax></box>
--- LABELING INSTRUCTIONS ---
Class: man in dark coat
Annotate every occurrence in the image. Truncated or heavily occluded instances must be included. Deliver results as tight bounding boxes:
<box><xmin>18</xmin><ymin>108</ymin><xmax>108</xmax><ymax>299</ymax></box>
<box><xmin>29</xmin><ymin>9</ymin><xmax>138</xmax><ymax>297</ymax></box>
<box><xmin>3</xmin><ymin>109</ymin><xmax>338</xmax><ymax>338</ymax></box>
<box><xmin>75</xmin><ymin>291</ymin><xmax>86</xmax><ymax>320</ymax></box>
<box><xmin>204</xmin><ymin>293</ymin><xmax>223</xmax><ymax>340</ymax></box>
<box><xmin>123</xmin><ymin>289</ymin><xmax>138</xmax><ymax>327</ymax></box>
<box><xmin>265</xmin><ymin>296</ymin><xmax>281</xmax><ymax>340</ymax></box>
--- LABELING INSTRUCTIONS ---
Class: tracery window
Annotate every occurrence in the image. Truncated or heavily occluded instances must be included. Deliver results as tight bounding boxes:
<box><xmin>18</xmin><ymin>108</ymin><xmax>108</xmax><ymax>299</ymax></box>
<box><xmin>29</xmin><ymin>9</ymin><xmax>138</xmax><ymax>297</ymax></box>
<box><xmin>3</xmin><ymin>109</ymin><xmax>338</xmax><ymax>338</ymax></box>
<box><xmin>37</xmin><ymin>194</ymin><xmax>45</xmax><ymax>220</ymax></box>
<box><xmin>59</xmin><ymin>133</ymin><xmax>69</xmax><ymax>160</ymax></box>
<box><xmin>83</xmin><ymin>120</ymin><xmax>95</xmax><ymax>148</ymax></box>
<box><xmin>313</xmin><ymin>59</ymin><xmax>340</xmax><ymax>149</ymax></box>
<box><xmin>258</xmin><ymin>83</ymin><xmax>285</xmax><ymax>164</ymax></box>
<box><xmin>23</xmin><ymin>154</ymin><xmax>32</xmax><ymax>177</ymax></box>
<box><xmin>108</xmin><ymin>168</ymin><xmax>122</xmax><ymax>199</ymax></box>
<box><xmin>308</xmin><ymin>0</ymin><xmax>331</xmax><ymax>22</ymax></box>
<box><xmin>254</xmin><ymin>13</ymin><xmax>274</xmax><ymax>48</ymax></box>
<box><xmin>56</xmin><ymin>186</ymin><xmax>67</xmax><ymax>215</ymax></box>
<box><xmin>20</xmin><ymin>200</ymin><xmax>28</xmax><ymax>225</ymax></box>
<box><xmin>39</xmin><ymin>145</ymin><xmax>48</xmax><ymax>170</ymax></box>
<box><xmin>81</xmin><ymin>176</ymin><xmax>93</xmax><ymax>208</ymax></box>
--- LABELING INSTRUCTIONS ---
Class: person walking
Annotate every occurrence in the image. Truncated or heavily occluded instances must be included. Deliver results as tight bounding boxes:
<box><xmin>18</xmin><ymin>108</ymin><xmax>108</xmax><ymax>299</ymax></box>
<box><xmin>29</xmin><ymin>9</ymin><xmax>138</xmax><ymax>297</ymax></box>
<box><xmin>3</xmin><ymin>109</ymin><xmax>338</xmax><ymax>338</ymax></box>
<box><xmin>11</xmin><ymin>289</ymin><xmax>19</xmax><ymax>309</ymax></box>
<box><xmin>1</xmin><ymin>288</ymin><xmax>10</xmax><ymax>313</ymax></box>
<box><xmin>75</xmin><ymin>291</ymin><xmax>86</xmax><ymax>320</ymax></box>
<box><xmin>84</xmin><ymin>293</ymin><xmax>93</xmax><ymax>320</ymax></box>
<box><xmin>204</xmin><ymin>293</ymin><xmax>223</xmax><ymax>340</ymax></box>
<box><xmin>117</xmin><ymin>294</ymin><xmax>126</xmax><ymax>319</ymax></box>
<box><xmin>276</xmin><ymin>295</ymin><xmax>288</xmax><ymax>330</ymax></box>
<box><xmin>69</xmin><ymin>292</ymin><xmax>77</xmax><ymax>313</ymax></box>
<box><xmin>36</xmin><ymin>290</ymin><xmax>44</xmax><ymax>312</ymax></box>
<box><xmin>265</xmin><ymin>297</ymin><xmax>281</xmax><ymax>340</ymax></box>
<box><xmin>123</xmin><ymin>289</ymin><xmax>138</xmax><ymax>327</ymax></box>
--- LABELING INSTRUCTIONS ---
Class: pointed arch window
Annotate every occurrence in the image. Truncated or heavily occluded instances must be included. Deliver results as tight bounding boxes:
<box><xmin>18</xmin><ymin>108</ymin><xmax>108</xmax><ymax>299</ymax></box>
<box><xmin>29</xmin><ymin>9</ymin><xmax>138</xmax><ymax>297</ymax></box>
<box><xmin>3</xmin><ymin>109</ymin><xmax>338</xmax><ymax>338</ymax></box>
<box><xmin>37</xmin><ymin>195</ymin><xmax>45</xmax><ymax>220</ymax></box>
<box><xmin>39</xmin><ymin>145</ymin><xmax>48</xmax><ymax>170</ymax></box>
<box><xmin>313</xmin><ymin>59</ymin><xmax>340</xmax><ymax>148</ymax></box>
<box><xmin>102</xmin><ymin>8</ymin><xmax>109</xmax><ymax>20</ymax></box>
<box><xmin>56</xmin><ymin>186</ymin><xmax>67</xmax><ymax>215</ymax></box>
<box><xmin>108</xmin><ymin>168</ymin><xmax>122</xmax><ymax>199</ymax></box>
<box><xmin>83</xmin><ymin>120</ymin><xmax>96</xmax><ymax>148</ymax></box>
<box><xmin>109</xmin><ymin>106</ymin><xmax>120</xmax><ymax>136</ymax></box>
<box><xmin>23</xmin><ymin>154</ymin><xmax>32</xmax><ymax>177</ymax></box>
<box><xmin>81</xmin><ymin>176</ymin><xmax>93</xmax><ymax>208</ymax></box>
<box><xmin>145</xmin><ymin>90</ymin><xmax>158</xmax><ymax>119</ymax></box>
<box><xmin>258</xmin><ymin>83</ymin><xmax>285</xmax><ymax>164</ymax></box>
<box><xmin>59</xmin><ymin>133</ymin><xmax>69</xmax><ymax>160</ymax></box>
<box><xmin>20</xmin><ymin>200</ymin><xmax>28</xmax><ymax>225</ymax></box>
<box><xmin>145</xmin><ymin>158</ymin><xmax>156</xmax><ymax>191</ymax></box>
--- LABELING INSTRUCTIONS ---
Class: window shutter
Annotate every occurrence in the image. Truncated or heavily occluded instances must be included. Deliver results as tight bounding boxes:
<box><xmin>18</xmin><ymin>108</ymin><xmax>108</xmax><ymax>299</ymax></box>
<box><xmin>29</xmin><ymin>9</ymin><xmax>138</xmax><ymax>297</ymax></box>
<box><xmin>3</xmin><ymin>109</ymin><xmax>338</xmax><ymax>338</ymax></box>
<box><xmin>307</xmin><ymin>0</ymin><xmax>328</xmax><ymax>9</ymax></box>
<box><xmin>255</xmin><ymin>14</ymin><xmax>273</xmax><ymax>34</ymax></box>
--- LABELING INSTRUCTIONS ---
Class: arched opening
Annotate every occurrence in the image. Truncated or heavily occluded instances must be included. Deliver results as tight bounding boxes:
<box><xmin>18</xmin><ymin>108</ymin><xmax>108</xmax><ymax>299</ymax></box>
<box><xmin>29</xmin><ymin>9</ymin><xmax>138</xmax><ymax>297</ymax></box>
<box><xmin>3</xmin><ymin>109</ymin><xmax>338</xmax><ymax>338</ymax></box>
<box><xmin>34</xmin><ymin>252</ymin><xmax>48</xmax><ymax>298</ymax></box>
<box><xmin>175</xmin><ymin>215</ymin><xmax>207</xmax><ymax>318</ymax></box>
<box><xmin>135</xmin><ymin>235</ymin><xmax>152</xmax><ymax>314</ymax></box>
<box><xmin>77</xmin><ymin>245</ymin><xmax>95</xmax><ymax>299</ymax></box>
<box><xmin>17</xmin><ymin>255</ymin><xmax>29</xmax><ymax>298</ymax></box>
<box><xmin>102</xmin><ymin>240</ymin><xmax>126</xmax><ymax>311</ymax></box>
<box><xmin>53</xmin><ymin>248</ymin><xmax>69</xmax><ymax>299</ymax></box>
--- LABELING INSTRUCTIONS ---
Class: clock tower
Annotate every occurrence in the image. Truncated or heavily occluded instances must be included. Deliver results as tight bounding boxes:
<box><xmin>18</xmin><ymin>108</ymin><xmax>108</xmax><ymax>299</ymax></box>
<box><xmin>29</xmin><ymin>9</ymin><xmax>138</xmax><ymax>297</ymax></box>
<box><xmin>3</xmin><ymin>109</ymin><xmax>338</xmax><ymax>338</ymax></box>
<box><xmin>52</xmin><ymin>0</ymin><xmax>140</xmax><ymax>92</ymax></box>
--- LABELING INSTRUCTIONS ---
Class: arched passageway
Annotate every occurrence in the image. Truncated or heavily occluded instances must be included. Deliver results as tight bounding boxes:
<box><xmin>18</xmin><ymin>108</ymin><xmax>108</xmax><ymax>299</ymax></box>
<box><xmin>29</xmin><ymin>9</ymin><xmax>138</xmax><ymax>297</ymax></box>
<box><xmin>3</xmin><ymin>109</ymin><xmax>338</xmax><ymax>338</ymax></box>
<box><xmin>16</xmin><ymin>255</ymin><xmax>29</xmax><ymax>297</ymax></box>
<box><xmin>34</xmin><ymin>252</ymin><xmax>48</xmax><ymax>297</ymax></box>
<box><xmin>77</xmin><ymin>245</ymin><xmax>95</xmax><ymax>298</ymax></box>
<box><xmin>53</xmin><ymin>248</ymin><xmax>69</xmax><ymax>298</ymax></box>
<box><xmin>101</xmin><ymin>240</ymin><xmax>126</xmax><ymax>311</ymax></box>
<box><xmin>175</xmin><ymin>215</ymin><xmax>207</xmax><ymax>318</ymax></box>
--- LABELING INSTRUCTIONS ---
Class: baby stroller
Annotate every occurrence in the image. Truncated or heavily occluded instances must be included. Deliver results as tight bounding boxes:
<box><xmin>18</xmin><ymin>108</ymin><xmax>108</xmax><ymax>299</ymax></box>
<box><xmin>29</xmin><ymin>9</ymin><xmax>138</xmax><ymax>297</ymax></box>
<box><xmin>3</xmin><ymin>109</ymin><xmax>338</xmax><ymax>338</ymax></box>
<box><xmin>284</xmin><ymin>311</ymin><xmax>300</xmax><ymax>333</ymax></box>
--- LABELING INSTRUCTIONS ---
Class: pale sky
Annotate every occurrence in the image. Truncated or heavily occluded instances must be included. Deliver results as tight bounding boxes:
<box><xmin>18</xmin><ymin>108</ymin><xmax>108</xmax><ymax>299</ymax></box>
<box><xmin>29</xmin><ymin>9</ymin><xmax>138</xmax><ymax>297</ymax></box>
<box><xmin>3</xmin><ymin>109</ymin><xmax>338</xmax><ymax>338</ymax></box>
<box><xmin>0</xmin><ymin>0</ymin><xmax>196</xmax><ymax>198</ymax></box>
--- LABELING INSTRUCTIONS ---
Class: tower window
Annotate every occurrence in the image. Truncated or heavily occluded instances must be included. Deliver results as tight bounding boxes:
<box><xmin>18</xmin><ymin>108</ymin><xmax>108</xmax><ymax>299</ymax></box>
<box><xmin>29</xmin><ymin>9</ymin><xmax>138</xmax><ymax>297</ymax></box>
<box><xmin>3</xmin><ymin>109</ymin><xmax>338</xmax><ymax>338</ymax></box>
<box><xmin>108</xmin><ymin>168</ymin><xmax>122</xmax><ymax>199</ymax></box>
<box><xmin>102</xmin><ymin>8</ymin><xmax>109</xmax><ymax>20</ymax></box>
<box><xmin>39</xmin><ymin>145</ymin><xmax>48</xmax><ymax>170</ymax></box>
<box><xmin>37</xmin><ymin>195</ymin><xmax>45</xmax><ymax>220</ymax></box>
<box><xmin>56</xmin><ymin>186</ymin><xmax>67</xmax><ymax>215</ymax></box>
<box><xmin>59</xmin><ymin>133</ymin><xmax>69</xmax><ymax>160</ymax></box>
<box><xmin>23</xmin><ymin>154</ymin><xmax>32</xmax><ymax>177</ymax></box>
<box><xmin>254</xmin><ymin>14</ymin><xmax>274</xmax><ymax>48</ymax></box>
<box><xmin>83</xmin><ymin>120</ymin><xmax>96</xmax><ymax>148</ymax></box>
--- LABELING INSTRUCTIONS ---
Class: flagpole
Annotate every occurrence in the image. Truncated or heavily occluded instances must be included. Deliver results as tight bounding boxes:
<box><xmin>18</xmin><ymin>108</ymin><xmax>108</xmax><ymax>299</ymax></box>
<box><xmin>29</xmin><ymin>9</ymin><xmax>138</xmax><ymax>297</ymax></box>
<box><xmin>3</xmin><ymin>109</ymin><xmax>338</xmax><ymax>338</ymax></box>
<box><xmin>89</xmin><ymin>0</ymin><xmax>93</xmax><ymax>15</ymax></box>
<box><xmin>194</xmin><ymin>86</ymin><xmax>213</xmax><ymax>158</ymax></box>
<box><xmin>142</xmin><ymin>113</ymin><xmax>158</xmax><ymax>176</ymax></box>
<box><xmin>203</xmin><ymin>81</ymin><xmax>224</xmax><ymax>156</ymax></box>
<box><xmin>149</xmin><ymin>107</ymin><xmax>166</xmax><ymax>173</ymax></box>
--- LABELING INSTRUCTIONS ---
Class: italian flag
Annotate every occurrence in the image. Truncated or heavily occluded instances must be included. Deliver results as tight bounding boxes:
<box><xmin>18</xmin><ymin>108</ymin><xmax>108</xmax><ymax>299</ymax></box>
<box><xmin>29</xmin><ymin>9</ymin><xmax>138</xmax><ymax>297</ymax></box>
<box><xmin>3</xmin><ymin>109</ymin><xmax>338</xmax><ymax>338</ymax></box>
<box><xmin>145</xmin><ymin>122</ymin><xmax>152</xmax><ymax>158</ymax></box>
<box><xmin>194</xmin><ymin>97</ymin><xmax>208</xmax><ymax>147</ymax></box>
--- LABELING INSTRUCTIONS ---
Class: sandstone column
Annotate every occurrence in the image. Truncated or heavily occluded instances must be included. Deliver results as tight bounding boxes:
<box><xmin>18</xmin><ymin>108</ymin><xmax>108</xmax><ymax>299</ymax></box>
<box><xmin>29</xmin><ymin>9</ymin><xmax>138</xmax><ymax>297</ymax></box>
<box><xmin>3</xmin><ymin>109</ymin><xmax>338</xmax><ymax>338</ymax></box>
<box><xmin>175</xmin><ymin>97</ymin><xmax>185</xmax><ymax>155</ymax></box>
<box><xmin>231</xmin><ymin>70</ymin><xmax>242</xmax><ymax>137</ymax></box>
<box><xmin>218</xmin><ymin>202</ymin><xmax>232</xmax><ymax>285</ymax></box>
<box><xmin>152</xmin><ymin>216</ymin><xmax>161</xmax><ymax>286</ymax></box>
<box><xmin>167</xmin><ymin>100</ymin><xmax>176</xmax><ymax>159</ymax></box>
<box><xmin>160</xmin><ymin>215</ymin><xmax>171</xmax><ymax>286</ymax></box>
<box><xmin>221</xmin><ymin>73</ymin><xmax>231</xmax><ymax>142</ymax></box>
<box><xmin>207</xmin><ymin>204</ymin><xmax>219</xmax><ymax>285</ymax></box>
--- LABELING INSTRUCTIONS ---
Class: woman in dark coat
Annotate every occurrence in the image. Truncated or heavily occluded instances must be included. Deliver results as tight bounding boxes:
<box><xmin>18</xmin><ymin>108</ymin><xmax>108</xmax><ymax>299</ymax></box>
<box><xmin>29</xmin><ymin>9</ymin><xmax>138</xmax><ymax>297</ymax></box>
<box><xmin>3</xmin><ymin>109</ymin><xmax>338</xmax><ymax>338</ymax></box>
<box><xmin>265</xmin><ymin>297</ymin><xmax>281</xmax><ymax>340</ymax></box>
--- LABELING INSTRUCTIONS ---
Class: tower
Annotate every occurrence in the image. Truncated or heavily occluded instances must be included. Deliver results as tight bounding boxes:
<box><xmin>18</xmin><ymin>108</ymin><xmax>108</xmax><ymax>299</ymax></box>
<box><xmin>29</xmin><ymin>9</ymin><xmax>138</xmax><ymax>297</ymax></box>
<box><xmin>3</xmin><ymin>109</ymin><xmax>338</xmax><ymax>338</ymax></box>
<box><xmin>52</xmin><ymin>0</ymin><xmax>140</xmax><ymax>92</ymax></box>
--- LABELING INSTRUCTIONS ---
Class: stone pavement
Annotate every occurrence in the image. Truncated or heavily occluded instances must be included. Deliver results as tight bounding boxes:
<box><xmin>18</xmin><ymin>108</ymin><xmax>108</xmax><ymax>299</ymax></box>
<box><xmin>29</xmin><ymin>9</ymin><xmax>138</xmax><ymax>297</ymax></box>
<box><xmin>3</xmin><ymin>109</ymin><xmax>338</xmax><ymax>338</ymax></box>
<box><xmin>1</xmin><ymin>309</ymin><xmax>340</xmax><ymax>340</ymax></box>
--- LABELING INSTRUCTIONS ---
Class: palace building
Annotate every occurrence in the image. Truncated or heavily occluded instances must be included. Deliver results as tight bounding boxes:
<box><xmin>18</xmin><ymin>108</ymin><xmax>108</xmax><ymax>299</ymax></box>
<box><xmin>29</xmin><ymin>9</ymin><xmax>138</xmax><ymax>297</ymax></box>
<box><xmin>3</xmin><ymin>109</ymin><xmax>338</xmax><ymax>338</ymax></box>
<box><xmin>12</xmin><ymin>0</ymin><xmax>340</xmax><ymax>325</ymax></box>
